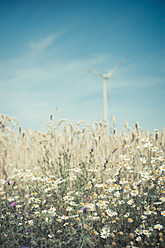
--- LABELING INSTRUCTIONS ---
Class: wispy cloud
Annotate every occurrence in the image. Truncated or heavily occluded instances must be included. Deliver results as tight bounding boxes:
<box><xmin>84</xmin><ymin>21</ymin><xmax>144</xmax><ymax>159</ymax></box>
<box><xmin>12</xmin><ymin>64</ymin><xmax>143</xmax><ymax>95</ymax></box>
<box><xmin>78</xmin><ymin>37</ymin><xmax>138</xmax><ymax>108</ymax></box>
<box><xmin>29</xmin><ymin>35</ymin><xmax>57</xmax><ymax>52</ymax></box>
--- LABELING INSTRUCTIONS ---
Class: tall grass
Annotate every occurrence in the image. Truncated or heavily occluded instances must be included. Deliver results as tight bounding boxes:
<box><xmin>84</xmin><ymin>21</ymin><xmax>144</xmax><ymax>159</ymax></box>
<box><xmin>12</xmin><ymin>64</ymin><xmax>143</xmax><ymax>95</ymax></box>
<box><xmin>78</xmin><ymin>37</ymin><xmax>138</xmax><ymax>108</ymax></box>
<box><xmin>0</xmin><ymin>114</ymin><xmax>165</xmax><ymax>247</ymax></box>
<box><xmin>0</xmin><ymin>114</ymin><xmax>165</xmax><ymax>180</ymax></box>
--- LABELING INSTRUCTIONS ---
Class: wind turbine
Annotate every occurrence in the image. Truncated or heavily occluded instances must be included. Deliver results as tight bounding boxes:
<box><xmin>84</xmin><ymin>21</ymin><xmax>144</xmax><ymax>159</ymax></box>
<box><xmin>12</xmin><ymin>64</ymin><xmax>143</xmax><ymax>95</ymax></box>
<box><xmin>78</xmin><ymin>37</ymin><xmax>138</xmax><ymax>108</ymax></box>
<box><xmin>83</xmin><ymin>56</ymin><xmax>128</xmax><ymax>122</ymax></box>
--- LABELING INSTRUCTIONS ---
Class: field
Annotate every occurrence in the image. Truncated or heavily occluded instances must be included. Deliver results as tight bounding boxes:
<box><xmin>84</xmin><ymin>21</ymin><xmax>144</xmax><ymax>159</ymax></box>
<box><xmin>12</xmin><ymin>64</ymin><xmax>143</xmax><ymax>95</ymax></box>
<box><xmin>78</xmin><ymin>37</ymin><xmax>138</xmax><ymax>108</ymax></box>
<box><xmin>0</xmin><ymin>114</ymin><xmax>165</xmax><ymax>247</ymax></box>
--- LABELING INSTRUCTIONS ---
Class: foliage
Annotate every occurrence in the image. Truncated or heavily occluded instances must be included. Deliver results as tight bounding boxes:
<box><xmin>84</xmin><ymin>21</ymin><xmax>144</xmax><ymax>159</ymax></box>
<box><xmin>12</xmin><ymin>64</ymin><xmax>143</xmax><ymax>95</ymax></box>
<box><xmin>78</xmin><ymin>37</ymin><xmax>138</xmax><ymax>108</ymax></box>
<box><xmin>0</xmin><ymin>138</ymin><xmax>165</xmax><ymax>247</ymax></box>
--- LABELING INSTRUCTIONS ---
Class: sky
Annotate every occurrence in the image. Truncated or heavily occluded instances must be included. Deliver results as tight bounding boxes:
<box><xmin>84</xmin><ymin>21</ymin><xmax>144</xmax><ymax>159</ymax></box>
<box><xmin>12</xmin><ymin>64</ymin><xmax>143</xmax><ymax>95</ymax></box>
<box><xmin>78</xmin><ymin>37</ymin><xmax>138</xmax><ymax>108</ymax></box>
<box><xmin>0</xmin><ymin>0</ymin><xmax>165</xmax><ymax>133</ymax></box>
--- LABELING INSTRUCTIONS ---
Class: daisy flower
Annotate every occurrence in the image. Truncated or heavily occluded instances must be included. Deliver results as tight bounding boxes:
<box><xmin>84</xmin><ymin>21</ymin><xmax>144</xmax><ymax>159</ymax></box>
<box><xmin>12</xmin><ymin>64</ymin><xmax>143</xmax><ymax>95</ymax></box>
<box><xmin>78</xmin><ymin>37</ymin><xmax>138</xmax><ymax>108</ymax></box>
<box><xmin>28</xmin><ymin>220</ymin><xmax>34</xmax><ymax>226</ymax></box>
<box><xmin>160</xmin><ymin>197</ymin><xmax>165</xmax><ymax>202</ymax></box>
<box><xmin>124</xmin><ymin>163</ymin><xmax>131</xmax><ymax>170</ymax></box>
<box><xmin>131</xmin><ymin>189</ymin><xmax>138</xmax><ymax>197</ymax></box>
<box><xmin>161</xmin><ymin>211</ymin><xmax>165</xmax><ymax>216</ymax></box>
<box><xmin>60</xmin><ymin>215</ymin><xmax>69</xmax><ymax>220</ymax></box>
<box><xmin>140</xmin><ymin>157</ymin><xmax>146</xmax><ymax>164</ymax></box>
<box><xmin>160</xmin><ymin>165</ymin><xmax>165</xmax><ymax>172</ymax></box>
<box><xmin>124</xmin><ymin>212</ymin><xmax>129</xmax><ymax>218</ymax></box>
<box><xmin>153</xmin><ymin>224</ymin><xmax>163</xmax><ymax>230</ymax></box>
<box><xmin>66</xmin><ymin>206</ymin><xmax>73</xmax><ymax>211</ymax></box>
<box><xmin>100</xmin><ymin>227</ymin><xmax>110</xmax><ymax>239</ymax></box>
<box><xmin>92</xmin><ymin>215</ymin><xmax>100</xmax><ymax>221</ymax></box>
<box><xmin>127</xmin><ymin>199</ymin><xmax>134</xmax><ymax>205</ymax></box>
<box><xmin>45</xmin><ymin>217</ymin><xmax>52</xmax><ymax>223</ymax></box>
<box><xmin>136</xmin><ymin>236</ymin><xmax>141</xmax><ymax>242</ymax></box>
<box><xmin>134</xmin><ymin>228</ymin><xmax>142</xmax><ymax>235</ymax></box>
<box><xmin>143</xmin><ymin>142</ymin><xmax>152</xmax><ymax>148</ymax></box>
<box><xmin>88</xmin><ymin>168</ymin><xmax>98</xmax><ymax>172</ymax></box>
<box><xmin>144</xmin><ymin>209</ymin><xmax>152</xmax><ymax>215</ymax></box>
<box><xmin>119</xmin><ymin>154</ymin><xmax>126</xmax><ymax>159</ymax></box>
<box><xmin>128</xmin><ymin>218</ymin><xmax>133</xmax><ymax>223</ymax></box>
<box><xmin>114</xmin><ymin>191</ymin><xmax>120</xmax><ymax>198</ymax></box>
<box><xmin>70</xmin><ymin>167</ymin><xmax>81</xmax><ymax>173</ymax></box>
<box><xmin>141</xmin><ymin>215</ymin><xmax>147</xmax><ymax>220</ymax></box>
<box><xmin>142</xmin><ymin>138</ymin><xmax>149</xmax><ymax>142</ymax></box>
<box><xmin>86</xmin><ymin>203</ymin><xmax>95</xmax><ymax>211</ymax></box>
<box><xmin>106</xmin><ymin>209</ymin><xmax>116</xmax><ymax>217</ymax></box>
<box><xmin>48</xmin><ymin>234</ymin><xmax>54</xmax><ymax>238</ymax></box>
<box><xmin>48</xmin><ymin>207</ymin><xmax>56</xmax><ymax>215</ymax></box>
<box><xmin>143</xmin><ymin>230</ymin><xmax>151</xmax><ymax>236</ymax></box>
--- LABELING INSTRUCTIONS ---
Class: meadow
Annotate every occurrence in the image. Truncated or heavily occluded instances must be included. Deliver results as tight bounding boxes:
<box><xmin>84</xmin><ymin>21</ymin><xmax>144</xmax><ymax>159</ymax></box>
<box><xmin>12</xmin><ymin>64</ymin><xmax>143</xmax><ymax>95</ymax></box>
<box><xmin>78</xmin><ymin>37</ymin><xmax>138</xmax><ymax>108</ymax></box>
<box><xmin>0</xmin><ymin>114</ymin><xmax>165</xmax><ymax>247</ymax></box>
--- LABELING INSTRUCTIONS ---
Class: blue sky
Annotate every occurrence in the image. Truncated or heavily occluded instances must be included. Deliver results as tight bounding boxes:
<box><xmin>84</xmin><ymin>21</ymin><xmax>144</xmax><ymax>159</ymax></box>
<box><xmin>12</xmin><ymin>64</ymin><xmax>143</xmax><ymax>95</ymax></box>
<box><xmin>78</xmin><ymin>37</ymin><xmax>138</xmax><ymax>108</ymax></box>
<box><xmin>0</xmin><ymin>0</ymin><xmax>165</xmax><ymax>133</ymax></box>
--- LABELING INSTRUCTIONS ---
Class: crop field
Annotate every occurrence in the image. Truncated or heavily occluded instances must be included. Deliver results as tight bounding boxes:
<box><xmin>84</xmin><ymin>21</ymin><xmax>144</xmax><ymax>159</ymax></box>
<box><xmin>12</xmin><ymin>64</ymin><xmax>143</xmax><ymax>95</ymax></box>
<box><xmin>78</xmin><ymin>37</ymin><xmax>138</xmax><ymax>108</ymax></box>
<box><xmin>0</xmin><ymin>114</ymin><xmax>165</xmax><ymax>247</ymax></box>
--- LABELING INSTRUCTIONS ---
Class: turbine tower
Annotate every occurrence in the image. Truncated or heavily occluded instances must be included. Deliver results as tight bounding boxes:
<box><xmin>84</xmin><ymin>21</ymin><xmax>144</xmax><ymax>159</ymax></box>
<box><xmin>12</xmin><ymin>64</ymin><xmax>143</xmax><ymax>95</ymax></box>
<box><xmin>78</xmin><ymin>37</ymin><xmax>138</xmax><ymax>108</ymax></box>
<box><xmin>83</xmin><ymin>56</ymin><xmax>128</xmax><ymax>122</ymax></box>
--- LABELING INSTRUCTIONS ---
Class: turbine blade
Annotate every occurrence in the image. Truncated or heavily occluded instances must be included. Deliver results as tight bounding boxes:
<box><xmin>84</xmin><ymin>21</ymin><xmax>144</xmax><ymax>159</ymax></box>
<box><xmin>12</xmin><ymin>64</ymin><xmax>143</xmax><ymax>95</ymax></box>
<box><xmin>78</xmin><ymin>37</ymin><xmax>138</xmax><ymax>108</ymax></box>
<box><xmin>83</xmin><ymin>68</ymin><xmax>102</xmax><ymax>77</ymax></box>
<box><xmin>106</xmin><ymin>56</ymin><xmax>128</xmax><ymax>78</ymax></box>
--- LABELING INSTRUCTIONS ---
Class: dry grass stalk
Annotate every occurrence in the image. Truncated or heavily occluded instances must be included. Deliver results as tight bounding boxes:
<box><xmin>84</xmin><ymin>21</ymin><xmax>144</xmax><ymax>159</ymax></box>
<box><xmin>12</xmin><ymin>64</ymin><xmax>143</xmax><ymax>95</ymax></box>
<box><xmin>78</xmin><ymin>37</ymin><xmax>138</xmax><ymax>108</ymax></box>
<box><xmin>0</xmin><ymin>114</ymin><xmax>164</xmax><ymax>179</ymax></box>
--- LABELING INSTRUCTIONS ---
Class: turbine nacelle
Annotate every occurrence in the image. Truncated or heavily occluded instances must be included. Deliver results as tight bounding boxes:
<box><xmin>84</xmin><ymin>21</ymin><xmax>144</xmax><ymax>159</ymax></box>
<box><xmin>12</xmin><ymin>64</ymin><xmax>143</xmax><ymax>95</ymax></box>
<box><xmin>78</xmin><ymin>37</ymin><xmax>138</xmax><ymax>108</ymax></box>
<box><xmin>102</xmin><ymin>74</ymin><xmax>111</xmax><ymax>79</ymax></box>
